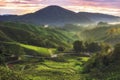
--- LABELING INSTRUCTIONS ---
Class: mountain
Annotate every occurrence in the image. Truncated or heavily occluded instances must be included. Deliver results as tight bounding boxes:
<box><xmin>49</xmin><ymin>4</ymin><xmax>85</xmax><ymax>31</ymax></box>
<box><xmin>0</xmin><ymin>15</ymin><xmax>18</xmax><ymax>21</ymax></box>
<box><xmin>18</xmin><ymin>5</ymin><xmax>92</xmax><ymax>26</ymax></box>
<box><xmin>0</xmin><ymin>5</ymin><xmax>119</xmax><ymax>26</ymax></box>
<box><xmin>0</xmin><ymin>6</ymin><xmax>92</xmax><ymax>26</ymax></box>
<box><xmin>78</xmin><ymin>12</ymin><xmax>120</xmax><ymax>23</ymax></box>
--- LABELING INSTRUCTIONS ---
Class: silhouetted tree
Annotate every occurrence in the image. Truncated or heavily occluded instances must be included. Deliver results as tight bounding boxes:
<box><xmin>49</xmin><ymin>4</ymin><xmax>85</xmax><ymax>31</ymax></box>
<box><xmin>73</xmin><ymin>40</ymin><xmax>84</xmax><ymax>53</ymax></box>
<box><xmin>86</xmin><ymin>42</ymin><xmax>101</xmax><ymax>53</ymax></box>
<box><xmin>113</xmin><ymin>43</ymin><xmax>120</xmax><ymax>60</ymax></box>
<box><xmin>57</xmin><ymin>46</ymin><xmax>65</xmax><ymax>52</ymax></box>
<box><xmin>0</xmin><ymin>46</ymin><xmax>5</xmax><ymax>64</ymax></box>
<box><xmin>97</xmin><ymin>22</ymin><xmax>108</xmax><ymax>26</ymax></box>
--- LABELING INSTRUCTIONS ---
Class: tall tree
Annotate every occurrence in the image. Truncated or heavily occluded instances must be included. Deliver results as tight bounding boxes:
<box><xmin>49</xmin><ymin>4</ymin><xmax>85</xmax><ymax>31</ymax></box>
<box><xmin>0</xmin><ymin>45</ymin><xmax>5</xmax><ymax>65</ymax></box>
<box><xmin>73</xmin><ymin>40</ymin><xmax>84</xmax><ymax>53</ymax></box>
<box><xmin>86</xmin><ymin>42</ymin><xmax>101</xmax><ymax>53</ymax></box>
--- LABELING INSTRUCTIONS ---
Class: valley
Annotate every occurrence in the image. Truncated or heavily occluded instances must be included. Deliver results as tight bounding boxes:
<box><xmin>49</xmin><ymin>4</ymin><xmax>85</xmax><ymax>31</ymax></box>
<box><xmin>0</xmin><ymin>21</ymin><xmax>120</xmax><ymax>80</ymax></box>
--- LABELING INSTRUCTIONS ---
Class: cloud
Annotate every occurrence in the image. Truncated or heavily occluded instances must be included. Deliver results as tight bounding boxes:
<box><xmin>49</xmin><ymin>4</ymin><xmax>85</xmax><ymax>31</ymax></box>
<box><xmin>0</xmin><ymin>0</ymin><xmax>46</xmax><ymax>15</ymax></box>
<box><xmin>40</xmin><ymin>0</ymin><xmax>69</xmax><ymax>5</ymax></box>
<box><xmin>0</xmin><ymin>0</ymin><xmax>120</xmax><ymax>16</ymax></box>
<box><xmin>63</xmin><ymin>0</ymin><xmax>120</xmax><ymax>16</ymax></box>
<box><xmin>0</xmin><ymin>0</ymin><xmax>45</xmax><ymax>9</ymax></box>
<box><xmin>67</xmin><ymin>0</ymin><xmax>120</xmax><ymax>9</ymax></box>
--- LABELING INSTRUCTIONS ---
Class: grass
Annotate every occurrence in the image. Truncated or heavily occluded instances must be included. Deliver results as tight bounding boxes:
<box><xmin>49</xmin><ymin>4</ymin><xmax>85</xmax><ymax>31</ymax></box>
<box><xmin>1</xmin><ymin>41</ymin><xmax>90</xmax><ymax>80</ymax></box>
<box><xmin>35</xmin><ymin>56</ymin><xmax>89</xmax><ymax>73</ymax></box>
<box><xmin>18</xmin><ymin>43</ymin><xmax>56</xmax><ymax>56</ymax></box>
<box><xmin>3</xmin><ymin>41</ymin><xmax>56</xmax><ymax>57</ymax></box>
<box><xmin>7</xmin><ymin>56</ymin><xmax>89</xmax><ymax>80</ymax></box>
<box><xmin>81</xmin><ymin>57</ymin><xmax>90</xmax><ymax>62</ymax></box>
<box><xmin>31</xmin><ymin>57</ymin><xmax>88</xmax><ymax>80</ymax></box>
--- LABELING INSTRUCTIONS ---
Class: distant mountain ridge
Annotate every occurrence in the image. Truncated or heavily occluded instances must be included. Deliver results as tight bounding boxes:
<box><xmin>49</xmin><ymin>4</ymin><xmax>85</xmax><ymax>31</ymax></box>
<box><xmin>0</xmin><ymin>5</ymin><xmax>119</xmax><ymax>26</ymax></box>
<box><xmin>78</xmin><ymin>12</ymin><xmax>120</xmax><ymax>23</ymax></box>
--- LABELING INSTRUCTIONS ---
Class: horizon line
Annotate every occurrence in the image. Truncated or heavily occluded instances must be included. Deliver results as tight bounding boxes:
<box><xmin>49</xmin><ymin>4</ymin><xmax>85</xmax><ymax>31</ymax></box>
<box><xmin>0</xmin><ymin>5</ymin><xmax>119</xmax><ymax>17</ymax></box>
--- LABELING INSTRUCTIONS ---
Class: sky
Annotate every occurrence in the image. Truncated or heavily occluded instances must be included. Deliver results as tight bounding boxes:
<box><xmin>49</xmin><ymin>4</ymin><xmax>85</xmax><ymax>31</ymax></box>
<box><xmin>0</xmin><ymin>0</ymin><xmax>120</xmax><ymax>16</ymax></box>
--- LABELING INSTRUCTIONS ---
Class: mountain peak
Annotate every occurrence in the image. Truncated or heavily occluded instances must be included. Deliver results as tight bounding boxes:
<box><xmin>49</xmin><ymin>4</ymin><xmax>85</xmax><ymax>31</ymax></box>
<box><xmin>34</xmin><ymin>5</ymin><xmax>76</xmax><ymax>16</ymax></box>
<box><xmin>46</xmin><ymin>5</ymin><xmax>63</xmax><ymax>8</ymax></box>
<box><xmin>36</xmin><ymin>5</ymin><xmax>71</xmax><ymax>13</ymax></box>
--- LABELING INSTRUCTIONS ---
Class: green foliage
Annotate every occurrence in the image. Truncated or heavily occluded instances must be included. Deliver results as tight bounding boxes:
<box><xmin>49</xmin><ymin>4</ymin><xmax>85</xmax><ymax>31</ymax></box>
<box><xmin>73</xmin><ymin>41</ymin><xmax>102</xmax><ymax>54</ymax></box>
<box><xmin>57</xmin><ymin>46</ymin><xmax>65</xmax><ymax>52</ymax></box>
<box><xmin>80</xmin><ymin>24</ymin><xmax>120</xmax><ymax>44</ymax></box>
<box><xmin>0</xmin><ymin>22</ymin><xmax>73</xmax><ymax>48</ymax></box>
<box><xmin>0</xmin><ymin>42</ymin><xmax>25</xmax><ymax>64</ymax></box>
<box><xmin>97</xmin><ymin>22</ymin><xmax>108</xmax><ymax>26</ymax></box>
<box><xmin>73</xmin><ymin>40</ymin><xmax>84</xmax><ymax>52</ymax></box>
<box><xmin>83</xmin><ymin>43</ymin><xmax>120</xmax><ymax>80</ymax></box>
<box><xmin>113</xmin><ymin>43</ymin><xmax>120</xmax><ymax>57</ymax></box>
<box><xmin>0</xmin><ymin>49</ymin><xmax>5</xmax><ymax>65</ymax></box>
<box><xmin>0</xmin><ymin>42</ymin><xmax>56</xmax><ymax>57</ymax></box>
<box><xmin>0</xmin><ymin>56</ymin><xmax>88</xmax><ymax>80</ymax></box>
<box><xmin>1</xmin><ymin>22</ymin><xmax>120</xmax><ymax>80</ymax></box>
<box><xmin>85</xmin><ymin>42</ymin><xmax>101</xmax><ymax>53</ymax></box>
<box><xmin>18</xmin><ymin>43</ymin><xmax>56</xmax><ymax>57</ymax></box>
<box><xmin>0</xmin><ymin>66</ymin><xmax>29</xmax><ymax>80</ymax></box>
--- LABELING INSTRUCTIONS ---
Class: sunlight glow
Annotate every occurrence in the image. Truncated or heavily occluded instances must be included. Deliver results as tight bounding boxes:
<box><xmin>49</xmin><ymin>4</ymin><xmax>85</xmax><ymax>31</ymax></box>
<box><xmin>0</xmin><ymin>0</ymin><xmax>120</xmax><ymax>16</ymax></box>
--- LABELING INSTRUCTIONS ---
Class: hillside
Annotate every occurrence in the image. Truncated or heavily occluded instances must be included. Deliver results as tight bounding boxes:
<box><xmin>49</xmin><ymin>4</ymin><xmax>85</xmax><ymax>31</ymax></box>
<box><xmin>1</xmin><ymin>22</ymin><xmax>119</xmax><ymax>46</ymax></box>
<box><xmin>83</xmin><ymin>43</ymin><xmax>120</xmax><ymax>80</ymax></box>
<box><xmin>80</xmin><ymin>24</ymin><xmax>120</xmax><ymax>44</ymax></box>
<box><xmin>0</xmin><ymin>22</ymin><xmax>73</xmax><ymax>48</ymax></box>
<box><xmin>1</xmin><ymin>22</ymin><xmax>120</xmax><ymax>80</ymax></box>
<box><xmin>0</xmin><ymin>22</ymin><xmax>75</xmax><ymax>57</ymax></box>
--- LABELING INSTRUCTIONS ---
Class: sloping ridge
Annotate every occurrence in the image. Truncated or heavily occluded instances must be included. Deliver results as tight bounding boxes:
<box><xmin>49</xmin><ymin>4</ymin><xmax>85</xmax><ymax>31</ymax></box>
<box><xmin>78</xmin><ymin>12</ymin><xmax>120</xmax><ymax>22</ymax></box>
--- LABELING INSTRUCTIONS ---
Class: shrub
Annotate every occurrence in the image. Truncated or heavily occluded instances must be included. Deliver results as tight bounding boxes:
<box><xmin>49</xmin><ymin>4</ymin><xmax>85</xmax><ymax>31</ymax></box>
<box><xmin>73</xmin><ymin>40</ymin><xmax>84</xmax><ymax>53</ymax></box>
<box><xmin>57</xmin><ymin>46</ymin><xmax>65</xmax><ymax>52</ymax></box>
<box><xmin>0</xmin><ymin>66</ymin><xmax>29</xmax><ymax>80</ymax></box>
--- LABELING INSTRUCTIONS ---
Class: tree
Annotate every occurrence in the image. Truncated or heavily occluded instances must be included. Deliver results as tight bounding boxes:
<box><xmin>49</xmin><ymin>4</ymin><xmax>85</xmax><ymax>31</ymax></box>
<box><xmin>0</xmin><ymin>45</ymin><xmax>6</xmax><ymax>65</ymax></box>
<box><xmin>57</xmin><ymin>46</ymin><xmax>65</xmax><ymax>52</ymax></box>
<box><xmin>73</xmin><ymin>40</ymin><xmax>84</xmax><ymax>53</ymax></box>
<box><xmin>112</xmin><ymin>43</ymin><xmax>120</xmax><ymax>60</ymax></box>
<box><xmin>86</xmin><ymin>42</ymin><xmax>101</xmax><ymax>53</ymax></box>
<box><xmin>100</xmin><ymin>42</ymin><xmax>112</xmax><ymax>53</ymax></box>
<box><xmin>0</xmin><ymin>49</ymin><xmax>5</xmax><ymax>65</ymax></box>
<box><xmin>97</xmin><ymin>22</ymin><xmax>108</xmax><ymax>26</ymax></box>
<box><xmin>0</xmin><ymin>66</ymin><xmax>29</xmax><ymax>80</ymax></box>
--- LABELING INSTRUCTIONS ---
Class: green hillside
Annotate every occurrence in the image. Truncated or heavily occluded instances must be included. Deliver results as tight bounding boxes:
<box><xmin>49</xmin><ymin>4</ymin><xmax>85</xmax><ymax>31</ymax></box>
<box><xmin>0</xmin><ymin>22</ymin><xmax>73</xmax><ymax>48</ymax></box>
<box><xmin>80</xmin><ymin>24</ymin><xmax>120</xmax><ymax>44</ymax></box>
<box><xmin>1</xmin><ymin>22</ymin><xmax>120</xmax><ymax>80</ymax></box>
<box><xmin>18</xmin><ymin>43</ymin><xmax>56</xmax><ymax>56</ymax></box>
<box><xmin>0</xmin><ymin>41</ymin><xmax>56</xmax><ymax>57</ymax></box>
<box><xmin>0</xmin><ymin>22</ymin><xmax>75</xmax><ymax>58</ymax></box>
<box><xmin>83</xmin><ymin>43</ymin><xmax>120</xmax><ymax>80</ymax></box>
